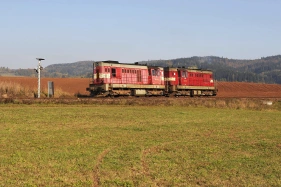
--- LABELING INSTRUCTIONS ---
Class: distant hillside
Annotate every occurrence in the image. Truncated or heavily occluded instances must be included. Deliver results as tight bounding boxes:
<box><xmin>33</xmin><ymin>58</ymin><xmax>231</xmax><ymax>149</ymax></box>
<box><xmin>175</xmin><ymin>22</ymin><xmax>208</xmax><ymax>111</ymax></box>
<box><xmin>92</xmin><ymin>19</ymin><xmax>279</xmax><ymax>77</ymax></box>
<box><xmin>43</xmin><ymin>61</ymin><xmax>93</xmax><ymax>78</ymax></box>
<box><xmin>1</xmin><ymin>55</ymin><xmax>281</xmax><ymax>84</ymax></box>
<box><xmin>140</xmin><ymin>55</ymin><xmax>281</xmax><ymax>84</ymax></box>
<box><xmin>0</xmin><ymin>67</ymin><xmax>15</xmax><ymax>77</ymax></box>
<box><xmin>12</xmin><ymin>61</ymin><xmax>94</xmax><ymax>78</ymax></box>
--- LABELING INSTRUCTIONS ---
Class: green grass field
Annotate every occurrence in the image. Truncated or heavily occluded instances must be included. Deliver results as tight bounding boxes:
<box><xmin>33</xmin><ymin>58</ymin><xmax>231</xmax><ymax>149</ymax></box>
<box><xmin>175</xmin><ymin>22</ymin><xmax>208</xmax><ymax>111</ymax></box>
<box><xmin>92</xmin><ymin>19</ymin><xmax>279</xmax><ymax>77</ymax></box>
<box><xmin>1</xmin><ymin>104</ymin><xmax>281</xmax><ymax>186</ymax></box>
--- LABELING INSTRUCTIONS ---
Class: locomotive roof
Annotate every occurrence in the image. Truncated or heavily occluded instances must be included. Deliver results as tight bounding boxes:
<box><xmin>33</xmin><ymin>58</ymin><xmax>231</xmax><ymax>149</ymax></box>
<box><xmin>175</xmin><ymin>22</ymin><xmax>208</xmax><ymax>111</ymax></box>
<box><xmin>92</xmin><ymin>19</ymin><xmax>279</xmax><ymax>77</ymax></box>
<box><xmin>96</xmin><ymin>61</ymin><xmax>145</xmax><ymax>66</ymax></box>
<box><xmin>94</xmin><ymin>61</ymin><xmax>212</xmax><ymax>72</ymax></box>
<box><xmin>164</xmin><ymin>67</ymin><xmax>213</xmax><ymax>73</ymax></box>
<box><xmin>100</xmin><ymin>60</ymin><xmax>119</xmax><ymax>64</ymax></box>
<box><xmin>94</xmin><ymin>61</ymin><xmax>163</xmax><ymax>69</ymax></box>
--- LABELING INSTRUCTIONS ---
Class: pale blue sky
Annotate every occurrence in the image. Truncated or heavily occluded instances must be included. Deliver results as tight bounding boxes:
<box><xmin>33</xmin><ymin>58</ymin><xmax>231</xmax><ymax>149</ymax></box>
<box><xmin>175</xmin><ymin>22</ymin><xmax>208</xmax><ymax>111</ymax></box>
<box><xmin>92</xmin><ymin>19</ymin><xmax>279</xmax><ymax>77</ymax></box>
<box><xmin>0</xmin><ymin>0</ymin><xmax>280</xmax><ymax>69</ymax></box>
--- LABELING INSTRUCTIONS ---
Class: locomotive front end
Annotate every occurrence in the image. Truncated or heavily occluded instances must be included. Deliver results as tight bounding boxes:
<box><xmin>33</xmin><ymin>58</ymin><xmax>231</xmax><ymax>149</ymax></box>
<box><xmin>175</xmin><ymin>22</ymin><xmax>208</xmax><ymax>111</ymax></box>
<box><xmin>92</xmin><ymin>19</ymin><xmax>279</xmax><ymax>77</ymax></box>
<box><xmin>86</xmin><ymin>61</ymin><xmax>112</xmax><ymax>96</ymax></box>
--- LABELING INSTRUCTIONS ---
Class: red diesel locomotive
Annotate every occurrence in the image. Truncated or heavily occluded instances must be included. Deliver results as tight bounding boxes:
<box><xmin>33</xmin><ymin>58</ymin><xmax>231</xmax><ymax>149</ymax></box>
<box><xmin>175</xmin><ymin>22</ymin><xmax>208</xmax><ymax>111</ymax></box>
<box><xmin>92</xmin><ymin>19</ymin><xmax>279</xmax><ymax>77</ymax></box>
<box><xmin>86</xmin><ymin>61</ymin><xmax>217</xmax><ymax>97</ymax></box>
<box><xmin>164</xmin><ymin>67</ymin><xmax>217</xmax><ymax>96</ymax></box>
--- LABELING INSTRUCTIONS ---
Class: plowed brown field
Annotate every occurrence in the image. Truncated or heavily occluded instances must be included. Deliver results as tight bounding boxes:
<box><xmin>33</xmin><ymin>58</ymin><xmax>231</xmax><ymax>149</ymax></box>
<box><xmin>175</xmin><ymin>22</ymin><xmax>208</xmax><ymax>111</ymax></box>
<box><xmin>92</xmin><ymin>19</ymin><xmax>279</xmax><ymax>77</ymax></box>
<box><xmin>217</xmin><ymin>82</ymin><xmax>281</xmax><ymax>98</ymax></box>
<box><xmin>1</xmin><ymin>77</ymin><xmax>281</xmax><ymax>98</ymax></box>
<box><xmin>0</xmin><ymin>77</ymin><xmax>91</xmax><ymax>95</ymax></box>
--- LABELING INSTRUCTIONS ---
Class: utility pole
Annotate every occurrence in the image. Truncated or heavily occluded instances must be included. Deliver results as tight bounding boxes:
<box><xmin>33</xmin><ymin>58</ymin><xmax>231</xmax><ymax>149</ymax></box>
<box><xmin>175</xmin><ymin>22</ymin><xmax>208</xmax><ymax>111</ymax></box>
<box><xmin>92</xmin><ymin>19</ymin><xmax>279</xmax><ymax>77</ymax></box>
<box><xmin>35</xmin><ymin>58</ymin><xmax>45</xmax><ymax>98</ymax></box>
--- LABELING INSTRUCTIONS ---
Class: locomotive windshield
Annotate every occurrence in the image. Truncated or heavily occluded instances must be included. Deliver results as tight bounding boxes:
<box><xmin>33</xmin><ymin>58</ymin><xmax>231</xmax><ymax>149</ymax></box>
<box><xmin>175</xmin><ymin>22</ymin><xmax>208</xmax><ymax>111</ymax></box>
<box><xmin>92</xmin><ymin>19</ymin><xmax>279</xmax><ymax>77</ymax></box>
<box><xmin>182</xmin><ymin>71</ymin><xmax>187</xmax><ymax>78</ymax></box>
<box><xmin>150</xmin><ymin>69</ymin><xmax>161</xmax><ymax>76</ymax></box>
<box><xmin>112</xmin><ymin>68</ymin><xmax>116</xmax><ymax>77</ymax></box>
<box><xmin>178</xmin><ymin>70</ymin><xmax>187</xmax><ymax>78</ymax></box>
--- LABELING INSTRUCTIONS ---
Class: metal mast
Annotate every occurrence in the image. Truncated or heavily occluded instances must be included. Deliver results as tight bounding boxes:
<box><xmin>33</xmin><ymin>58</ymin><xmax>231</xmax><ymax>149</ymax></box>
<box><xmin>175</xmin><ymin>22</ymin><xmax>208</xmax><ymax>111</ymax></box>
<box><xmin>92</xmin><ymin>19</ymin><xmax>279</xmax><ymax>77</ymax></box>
<box><xmin>35</xmin><ymin>58</ymin><xmax>45</xmax><ymax>98</ymax></box>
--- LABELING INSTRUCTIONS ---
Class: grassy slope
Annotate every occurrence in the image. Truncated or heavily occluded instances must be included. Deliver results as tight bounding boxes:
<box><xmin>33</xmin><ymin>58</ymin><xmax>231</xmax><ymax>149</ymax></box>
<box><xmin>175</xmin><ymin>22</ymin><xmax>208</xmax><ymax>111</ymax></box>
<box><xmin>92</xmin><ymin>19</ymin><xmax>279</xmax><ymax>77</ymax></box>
<box><xmin>0</xmin><ymin>105</ymin><xmax>281</xmax><ymax>186</ymax></box>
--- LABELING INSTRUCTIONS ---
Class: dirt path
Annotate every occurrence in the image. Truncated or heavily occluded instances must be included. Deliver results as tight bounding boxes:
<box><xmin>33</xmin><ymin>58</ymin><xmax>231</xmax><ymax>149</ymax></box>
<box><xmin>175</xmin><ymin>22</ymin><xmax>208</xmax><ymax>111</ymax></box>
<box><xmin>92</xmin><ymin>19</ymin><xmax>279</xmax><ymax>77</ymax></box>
<box><xmin>92</xmin><ymin>148</ymin><xmax>111</xmax><ymax>187</ymax></box>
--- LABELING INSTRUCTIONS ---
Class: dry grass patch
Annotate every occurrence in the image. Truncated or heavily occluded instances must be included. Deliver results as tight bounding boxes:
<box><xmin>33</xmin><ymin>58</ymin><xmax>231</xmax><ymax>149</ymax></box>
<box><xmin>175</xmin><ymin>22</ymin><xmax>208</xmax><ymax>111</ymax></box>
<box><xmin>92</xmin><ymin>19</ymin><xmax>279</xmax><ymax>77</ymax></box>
<box><xmin>0</xmin><ymin>81</ymin><xmax>74</xmax><ymax>98</ymax></box>
<box><xmin>0</xmin><ymin>81</ymin><xmax>35</xmax><ymax>98</ymax></box>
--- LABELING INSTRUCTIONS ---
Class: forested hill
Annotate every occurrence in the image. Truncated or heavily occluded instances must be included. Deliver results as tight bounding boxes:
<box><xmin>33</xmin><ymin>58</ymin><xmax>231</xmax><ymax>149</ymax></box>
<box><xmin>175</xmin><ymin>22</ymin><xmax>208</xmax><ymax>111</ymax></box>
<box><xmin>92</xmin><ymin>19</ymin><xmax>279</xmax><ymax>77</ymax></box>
<box><xmin>140</xmin><ymin>55</ymin><xmax>281</xmax><ymax>84</ymax></box>
<box><xmin>1</xmin><ymin>55</ymin><xmax>281</xmax><ymax>84</ymax></box>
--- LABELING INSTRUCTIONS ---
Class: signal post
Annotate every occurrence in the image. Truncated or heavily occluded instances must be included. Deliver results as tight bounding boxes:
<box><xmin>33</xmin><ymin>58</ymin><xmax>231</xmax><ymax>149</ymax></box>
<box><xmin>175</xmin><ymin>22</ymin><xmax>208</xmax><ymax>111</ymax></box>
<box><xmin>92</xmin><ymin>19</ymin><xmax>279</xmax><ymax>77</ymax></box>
<box><xmin>35</xmin><ymin>58</ymin><xmax>44</xmax><ymax>98</ymax></box>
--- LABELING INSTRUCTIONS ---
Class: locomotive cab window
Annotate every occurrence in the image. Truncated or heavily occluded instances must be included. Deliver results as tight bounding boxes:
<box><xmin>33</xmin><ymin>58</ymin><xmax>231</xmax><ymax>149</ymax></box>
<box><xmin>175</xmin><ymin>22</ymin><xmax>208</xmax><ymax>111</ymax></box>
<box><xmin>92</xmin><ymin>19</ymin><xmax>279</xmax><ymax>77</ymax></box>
<box><xmin>182</xmin><ymin>71</ymin><xmax>187</xmax><ymax>78</ymax></box>
<box><xmin>151</xmin><ymin>69</ymin><xmax>161</xmax><ymax>76</ymax></box>
<box><xmin>152</xmin><ymin>69</ymin><xmax>157</xmax><ymax>76</ymax></box>
<box><xmin>157</xmin><ymin>70</ymin><xmax>161</xmax><ymax>76</ymax></box>
<box><xmin>112</xmin><ymin>68</ymin><xmax>116</xmax><ymax>77</ymax></box>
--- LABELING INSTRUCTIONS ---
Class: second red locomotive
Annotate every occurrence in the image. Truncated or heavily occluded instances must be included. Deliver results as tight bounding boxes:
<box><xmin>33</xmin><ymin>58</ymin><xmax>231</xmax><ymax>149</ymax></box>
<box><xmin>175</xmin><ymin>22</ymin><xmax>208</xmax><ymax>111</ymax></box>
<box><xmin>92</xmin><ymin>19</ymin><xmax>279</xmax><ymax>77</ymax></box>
<box><xmin>86</xmin><ymin>61</ymin><xmax>217</xmax><ymax>97</ymax></box>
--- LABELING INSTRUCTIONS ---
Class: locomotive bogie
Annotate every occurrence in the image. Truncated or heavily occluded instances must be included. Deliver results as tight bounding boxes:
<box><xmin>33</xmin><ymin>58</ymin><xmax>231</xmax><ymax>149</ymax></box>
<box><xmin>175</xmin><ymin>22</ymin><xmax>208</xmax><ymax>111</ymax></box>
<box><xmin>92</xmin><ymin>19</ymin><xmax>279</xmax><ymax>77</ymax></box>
<box><xmin>109</xmin><ymin>89</ymin><xmax>131</xmax><ymax>96</ymax></box>
<box><xmin>171</xmin><ymin>91</ymin><xmax>191</xmax><ymax>97</ymax></box>
<box><xmin>201</xmin><ymin>90</ymin><xmax>217</xmax><ymax>96</ymax></box>
<box><xmin>145</xmin><ymin>89</ymin><xmax>164</xmax><ymax>96</ymax></box>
